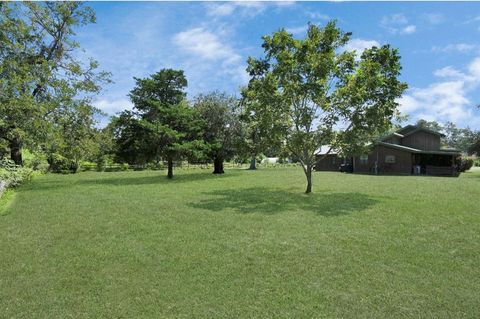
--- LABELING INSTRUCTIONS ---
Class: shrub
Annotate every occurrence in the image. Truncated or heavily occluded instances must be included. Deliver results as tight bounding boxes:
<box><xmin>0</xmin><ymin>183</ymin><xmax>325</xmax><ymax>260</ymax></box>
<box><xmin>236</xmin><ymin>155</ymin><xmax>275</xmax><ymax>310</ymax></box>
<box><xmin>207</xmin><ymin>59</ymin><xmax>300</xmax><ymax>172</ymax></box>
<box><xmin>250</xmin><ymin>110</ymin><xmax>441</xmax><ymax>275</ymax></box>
<box><xmin>48</xmin><ymin>153</ymin><xmax>78</xmax><ymax>174</ymax></box>
<box><xmin>0</xmin><ymin>159</ymin><xmax>33</xmax><ymax>188</ymax></box>
<box><xmin>458</xmin><ymin>156</ymin><xmax>474</xmax><ymax>172</ymax></box>
<box><xmin>23</xmin><ymin>150</ymin><xmax>49</xmax><ymax>172</ymax></box>
<box><xmin>80</xmin><ymin>161</ymin><xmax>97</xmax><ymax>172</ymax></box>
<box><xmin>474</xmin><ymin>157</ymin><xmax>480</xmax><ymax>167</ymax></box>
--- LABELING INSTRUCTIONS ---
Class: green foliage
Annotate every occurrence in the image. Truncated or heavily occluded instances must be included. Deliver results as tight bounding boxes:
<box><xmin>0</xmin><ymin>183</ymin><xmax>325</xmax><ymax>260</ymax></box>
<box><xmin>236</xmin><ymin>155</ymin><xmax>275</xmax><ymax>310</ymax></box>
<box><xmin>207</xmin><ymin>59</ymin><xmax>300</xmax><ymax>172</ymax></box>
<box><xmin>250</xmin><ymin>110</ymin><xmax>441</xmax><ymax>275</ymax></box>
<box><xmin>458</xmin><ymin>156</ymin><xmax>474</xmax><ymax>172</ymax></box>
<box><xmin>468</xmin><ymin>137</ymin><xmax>480</xmax><ymax>156</ymax></box>
<box><xmin>474</xmin><ymin>158</ymin><xmax>480</xmax><ymax>167</ymax></box>
<box><xmin>193</xmin><ymin>92</ymin><xmax>244</xmax><ymax>173</ymax></box>
<box><xmin>415</xmin><ymin>119</ymin><xmax>443</xmax><ymax>132</ymax></box>
<box><xmin>79</xmin><ymin>161</ymin><xmax>97</xmax><ymax>172</ymax></box>
<box><xmin>0</xmin><ymin>2</ymin><xmax>110</xmax><ymax>165</ymax></box>
<box><xmin>47</xmin><ymin>153</ymin><xmax>78</xmax><ymax>174</ymax></box>
<box><xmin>115</xmin><ymin>69</ymin><xmax>204</xmax><ymax>178</ymax></box>
<box><xmin>243</xmin><ymin>21</ymin><xmax>407</xmax><ymax>192</ymax></box>
<box><xmin>22</xmin><ymin>149</ymin><xmax>49</xmax><ymax>172</ymax></box>
<box><xmin>0</xmin><ymin>158</ymin><xmax>33</xmax><ymax>188</ymax></box>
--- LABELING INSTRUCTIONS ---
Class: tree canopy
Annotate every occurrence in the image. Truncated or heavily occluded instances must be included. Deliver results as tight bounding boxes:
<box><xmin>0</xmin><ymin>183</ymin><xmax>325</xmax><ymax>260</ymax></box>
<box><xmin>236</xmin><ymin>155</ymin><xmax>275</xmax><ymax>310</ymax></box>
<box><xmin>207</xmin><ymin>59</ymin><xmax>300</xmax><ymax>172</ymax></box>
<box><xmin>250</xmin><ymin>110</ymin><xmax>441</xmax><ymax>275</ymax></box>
<box><xmin>115</xmin><ymin>69</ymin><xmax>204</xmax><ymax>178</ymax></box>
<box><xmin>193</xmin><ymin>92</ymin><xmax>243</xmax><ymax>174</ymax></box>
<box><xmin>242</xmin><ymin>21</ymin><xmax>408</xmax><ymax>193</ymax></box>
<box><xmin>0</xmin><ymin>2</ymin><xmax>109</xmax><ymax>165</ymax></box>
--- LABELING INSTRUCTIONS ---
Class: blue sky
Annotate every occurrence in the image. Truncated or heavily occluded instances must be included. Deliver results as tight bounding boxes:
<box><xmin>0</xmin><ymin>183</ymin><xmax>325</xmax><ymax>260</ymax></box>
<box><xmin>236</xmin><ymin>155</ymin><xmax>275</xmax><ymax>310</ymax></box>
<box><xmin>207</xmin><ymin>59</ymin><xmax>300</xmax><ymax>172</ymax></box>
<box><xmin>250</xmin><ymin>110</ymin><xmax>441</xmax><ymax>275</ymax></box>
<box><xmin>76</xmin><ymin>1</ymin><xmax>480</xmax><ymax>129</ymax></box>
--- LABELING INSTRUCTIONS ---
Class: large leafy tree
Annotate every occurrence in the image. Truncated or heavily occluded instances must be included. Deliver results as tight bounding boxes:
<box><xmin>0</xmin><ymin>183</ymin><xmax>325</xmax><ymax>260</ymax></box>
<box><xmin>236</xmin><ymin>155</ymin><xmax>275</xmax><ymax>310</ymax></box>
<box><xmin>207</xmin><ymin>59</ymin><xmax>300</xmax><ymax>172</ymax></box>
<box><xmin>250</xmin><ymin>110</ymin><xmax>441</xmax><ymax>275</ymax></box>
<box><xmin>0</xmin><ymin>2</ymin><xmax>109</xmax><ymax>165</ymax></box>
<box><xmin>240</xmin><ymin>75</ymin><xmax>287</xmax><ymax>170</ymax></box>
<box><xmin>443</xmin><ymin>122</ymin><xmax>480</xmax><ymax>153</ymax></box>
<box><xmin>45</xmin><ymin>101</ymin><xmax>100</xmax><ymax>170</ymax></box>
<box><xmin>193</xmin><ymin>92</ymin><xmax>243</xmax><ymax>174</ymax></box>
<box><xmin>124</xmin><ymin>69</ymin><xmax>204</xmax><ymax>178</ymax></box>
<box><xmin>243</xmin><ymin>22</ymin><xmax>407</xmax><ymax>193</ymax></box>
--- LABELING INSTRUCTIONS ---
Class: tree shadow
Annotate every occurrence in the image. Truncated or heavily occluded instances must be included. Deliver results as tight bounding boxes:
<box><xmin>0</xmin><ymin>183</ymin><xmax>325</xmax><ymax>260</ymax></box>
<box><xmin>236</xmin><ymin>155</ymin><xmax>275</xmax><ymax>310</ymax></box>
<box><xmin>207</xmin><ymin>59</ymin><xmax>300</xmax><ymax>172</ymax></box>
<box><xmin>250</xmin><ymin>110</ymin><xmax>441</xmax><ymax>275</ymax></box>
<box><xmin>22</xmin><ymin>170</ymin><xmax>237</xmax><ymax>192</ymax></box>
<box><xmin>78</xmin><ymin>170</ymin><xmax>235</xmax><ymax>187</ymax></box>
<box><xmin>189</xmin><ymin>187</ymin><xmax>379</xmax><ymax>217</ymax></box>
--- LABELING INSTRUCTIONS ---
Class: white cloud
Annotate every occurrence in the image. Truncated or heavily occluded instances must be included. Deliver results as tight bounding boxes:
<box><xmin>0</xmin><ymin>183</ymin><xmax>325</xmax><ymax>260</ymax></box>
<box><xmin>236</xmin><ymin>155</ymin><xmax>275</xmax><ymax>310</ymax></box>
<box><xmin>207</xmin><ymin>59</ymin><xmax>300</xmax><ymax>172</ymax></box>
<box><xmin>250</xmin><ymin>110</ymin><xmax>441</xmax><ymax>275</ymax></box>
<box><xmin>432</xmin><ymin>43</ymin><xmax>478</xmax><ymax>54</ymax></box>
<box><xmin>465</xmin><ymin>15</ymin><xmax>480</xmax><ymax>24</ymax></box>
<box><xmin>434</xmin><ymin>66</ymin><xmax>469</xmax><ymax>80</ymax></box>
<box><xmin>205</xmin><ymin>1</ymin><xmax>293</xmax><ymax>18</ymax></box>
<box><xmin>173</xmin><ymin>27</ymin><xmax>241</xmax><ymax>64</ymax></box>
<box><xmin>306</xmin><ymin>12</ymin><xmax>330</xmax><ymax>20</ymax></box>
<box><xmin>93</xmin><ymin>98</ymin><xmax>134</xmax><ymax>115</ymax></box>
<box><xmin>286</xmin><ymin>25</ymin><xmax>308</xmax><ymax>35</ymax></box>
<box><xmin>401</xmin><ymin>25</ymin><xmax>416</xmax><ymax>34</ymax></box>
<box><xmin>172</xmin><ymin>27</ymin><xmax>249</xmax><ymax>92</ymax></box>
<box><xmin>381</xmin><ymin>14</ymin><xmax>417</xmax><ymax>35</ymax></box>
<box><xmin>344</xmin><ymin>38</ymin><xmax>380</xmax><ymax>53</ymax></box>
<box><xmin>398</xmin><ymin>57</ymin><xmax>480</xmax><ymax>126</ymax></box>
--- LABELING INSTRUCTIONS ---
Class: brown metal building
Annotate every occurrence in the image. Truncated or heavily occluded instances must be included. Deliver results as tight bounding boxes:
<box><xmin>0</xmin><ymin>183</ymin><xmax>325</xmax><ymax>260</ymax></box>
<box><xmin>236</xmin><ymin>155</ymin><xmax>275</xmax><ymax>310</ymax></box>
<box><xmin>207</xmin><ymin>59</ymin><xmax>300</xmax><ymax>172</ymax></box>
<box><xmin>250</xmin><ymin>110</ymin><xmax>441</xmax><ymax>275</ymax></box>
<box><xmin>315</xmin><ymin>125</ymin><xmax>461</xmax><ymax>176</ymax></box>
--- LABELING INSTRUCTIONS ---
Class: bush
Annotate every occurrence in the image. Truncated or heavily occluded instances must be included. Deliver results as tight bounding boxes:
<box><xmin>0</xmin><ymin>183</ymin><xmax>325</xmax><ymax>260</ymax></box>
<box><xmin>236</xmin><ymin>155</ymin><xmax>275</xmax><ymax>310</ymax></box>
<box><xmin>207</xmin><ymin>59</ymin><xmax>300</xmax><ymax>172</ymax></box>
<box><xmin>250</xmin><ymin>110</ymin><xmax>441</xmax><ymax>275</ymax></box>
<box><xmin>80</xmin><ymin>161</ymin><xmax>97</xmax><ymax>172</ymax></box>
<box><xmin>0</xmin><ymin>159</ymin><xmax>33</xmax><ymax>188</ymax></box>
<box><xmin>474</xmin><ymin>158</ymin><xmax>480</xmax><ymax>167</ymax></box>
<box><xmin>23</xmin><ymin>150</ymin><xmax>49</xmax><ymax>172</ymax></box>
<box><xmin>458</xmin><ymin>156</ymin><xmax>474</xmax><ymax>172</ymax></box>
<box><xmin>48</xmin><ymin>153</ymin><xmax>78</xmax><ymax>174</ymax></box>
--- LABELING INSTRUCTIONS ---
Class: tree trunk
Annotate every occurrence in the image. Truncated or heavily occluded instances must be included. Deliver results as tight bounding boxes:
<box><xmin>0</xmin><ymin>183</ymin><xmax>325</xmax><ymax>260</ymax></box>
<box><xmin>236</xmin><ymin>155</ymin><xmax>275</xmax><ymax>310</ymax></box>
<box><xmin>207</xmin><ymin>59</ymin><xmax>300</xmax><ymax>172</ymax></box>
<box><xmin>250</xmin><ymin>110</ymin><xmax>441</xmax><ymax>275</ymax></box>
<box><xmin>213</xmin><ymin>156</ymin><xmax>224</xmax><ymax>174</ymax></box>
<box><xmin>249</xmin><ymin>154</ymin><xmax>257</xmax><ymax>170</ymax></box>
<box><xmin>9</xmin><ymin>138</ymin><xmax>23</xmax><ymax>166</ymax></box>
<box><xmin>304</xmin><ymin>164</ymin><xmax>313</xmax><ymax>194</ymax></box>
<box><xmin>167</xmin><ymin>157</ymin><xmax>173</xmax><ymax>179</ymax></box>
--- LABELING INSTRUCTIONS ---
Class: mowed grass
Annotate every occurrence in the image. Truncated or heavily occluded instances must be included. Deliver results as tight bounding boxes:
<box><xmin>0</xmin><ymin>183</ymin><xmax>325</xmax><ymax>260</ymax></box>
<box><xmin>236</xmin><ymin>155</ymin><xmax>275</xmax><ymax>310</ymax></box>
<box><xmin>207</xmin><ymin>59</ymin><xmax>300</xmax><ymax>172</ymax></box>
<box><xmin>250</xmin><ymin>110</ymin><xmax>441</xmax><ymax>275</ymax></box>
<box><xmin>1</xmin><ymin>167</ymin><xmax>479</xmax><ymax>318</ymax></box>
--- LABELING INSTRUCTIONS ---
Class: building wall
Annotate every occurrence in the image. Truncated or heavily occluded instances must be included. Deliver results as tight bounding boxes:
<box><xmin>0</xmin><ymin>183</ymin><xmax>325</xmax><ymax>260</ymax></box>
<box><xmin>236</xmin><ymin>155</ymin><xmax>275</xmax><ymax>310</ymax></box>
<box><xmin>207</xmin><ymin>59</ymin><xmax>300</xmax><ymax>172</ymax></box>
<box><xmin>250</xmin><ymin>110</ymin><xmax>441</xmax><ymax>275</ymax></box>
<box><xmin>383</xmin><ymin>135</ymin><xmax>401</xmax><ymax>145</ymax></box>
<box><xmin>402</xmin><ymin>131</ymin><xmax>440</xmax><ymax>151</ymax></box>
<box><xmin>353</xmin><ymin>145</ymin><xmax>412</xmax><ymax>174</ymax></box>
<box><xmin>315</xmin><ymin>154</ymin><xmax>340</xmax><ymax>171</ymax></box>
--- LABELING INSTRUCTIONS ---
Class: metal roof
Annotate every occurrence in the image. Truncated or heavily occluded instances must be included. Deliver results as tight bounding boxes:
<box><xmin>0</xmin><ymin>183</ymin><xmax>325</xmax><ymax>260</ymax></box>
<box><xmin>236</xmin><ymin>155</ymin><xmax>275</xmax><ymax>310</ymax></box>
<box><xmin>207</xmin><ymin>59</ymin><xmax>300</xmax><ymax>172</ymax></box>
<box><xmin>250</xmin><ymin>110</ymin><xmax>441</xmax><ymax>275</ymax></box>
<box><xmin>315</xmin><ymin>145</ymin><xmax>338</xmax><ymax>155</ymax></box>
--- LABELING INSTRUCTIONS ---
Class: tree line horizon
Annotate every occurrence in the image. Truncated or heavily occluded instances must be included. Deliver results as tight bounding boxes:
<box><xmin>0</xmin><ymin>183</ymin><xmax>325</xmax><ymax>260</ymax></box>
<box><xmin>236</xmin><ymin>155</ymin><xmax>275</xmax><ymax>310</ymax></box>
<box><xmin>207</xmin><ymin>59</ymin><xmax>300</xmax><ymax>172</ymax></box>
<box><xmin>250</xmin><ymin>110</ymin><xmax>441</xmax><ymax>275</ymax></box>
<box><xmin>1</xmin><ymin>2</ymin><xmax>479</xmax><ymax>193</ymax></box>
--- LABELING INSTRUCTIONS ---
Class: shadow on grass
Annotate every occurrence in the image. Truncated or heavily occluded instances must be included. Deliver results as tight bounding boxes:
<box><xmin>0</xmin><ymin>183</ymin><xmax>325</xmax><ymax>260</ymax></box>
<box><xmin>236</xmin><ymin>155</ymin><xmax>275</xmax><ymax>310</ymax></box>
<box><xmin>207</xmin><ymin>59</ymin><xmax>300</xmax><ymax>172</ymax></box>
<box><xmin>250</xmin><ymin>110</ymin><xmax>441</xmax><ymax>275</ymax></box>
<box><xmin>22</xmin><ymin>170</ymin><xmax>237</xmax><ymax>192</ymax></box>
<box><xmin>190</xmin><ymin>187</ymin><xmax>379</xmax><ymax>217</ymax></box>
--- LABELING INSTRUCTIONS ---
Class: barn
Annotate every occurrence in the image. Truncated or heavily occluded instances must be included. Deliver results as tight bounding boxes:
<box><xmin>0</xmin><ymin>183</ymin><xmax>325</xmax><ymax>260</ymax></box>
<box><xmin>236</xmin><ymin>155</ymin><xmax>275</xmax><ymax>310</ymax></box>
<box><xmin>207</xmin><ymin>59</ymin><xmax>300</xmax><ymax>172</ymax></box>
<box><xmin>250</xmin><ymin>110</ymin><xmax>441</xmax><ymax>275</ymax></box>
<box><xmin>315</xmin><ymin>125</ymin><xmax>461</xmax><ymax>176</ymax></box>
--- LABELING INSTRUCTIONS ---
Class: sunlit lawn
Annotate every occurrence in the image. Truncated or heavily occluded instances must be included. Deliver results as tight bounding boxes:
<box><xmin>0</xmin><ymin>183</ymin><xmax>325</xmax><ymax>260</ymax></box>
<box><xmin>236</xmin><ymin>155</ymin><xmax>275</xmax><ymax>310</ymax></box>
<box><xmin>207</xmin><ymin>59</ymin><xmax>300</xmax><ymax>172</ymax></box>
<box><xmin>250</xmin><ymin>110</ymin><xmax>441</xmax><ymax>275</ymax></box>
<box><xmin>1</xmin><ymin>167</ymin><xmax>479</xmax><ymax>318</ymax></box>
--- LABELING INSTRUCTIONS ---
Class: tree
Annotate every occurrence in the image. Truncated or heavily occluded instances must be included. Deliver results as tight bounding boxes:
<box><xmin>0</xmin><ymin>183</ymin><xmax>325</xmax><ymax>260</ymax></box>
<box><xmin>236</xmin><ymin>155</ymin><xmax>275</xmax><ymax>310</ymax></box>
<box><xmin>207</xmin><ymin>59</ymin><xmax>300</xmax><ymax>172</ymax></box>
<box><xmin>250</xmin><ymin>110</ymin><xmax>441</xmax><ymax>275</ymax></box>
<box><xmin>193</xmin><ymin>92</ymin><xmax>243</xmax><ymax>174</ymax></box>
<box><xmin>44</xmin><ymin>100</ymin><xmax>100</xmax><ymax>172</ymax></box>
<box><xmin>443</xmin><ymin>122</ymin><xmax>480</xmax><ymax>153</ymax></box>
<box><xmin>0</xmin><ymin>2</ymin><xmax>109</xmax><ymax>165</ymax></box>
<box><xmin>243</xmin><ymin>22</ymin><xmax>407</xmax><ymax>193</ymax></box>
<box><xmin>240</xmin><ymin>73</ymin><xmax>287</xmax><ymax>170</ymax></box>
<box><xmin>126</xmin><ymin>69</ymin><xmax>204</xmax><ymax>178</ymax></box>
<box><xmin>415</xmin><ymin>119</ymin><xmax>443</xmax><ymax>132</ymax></box>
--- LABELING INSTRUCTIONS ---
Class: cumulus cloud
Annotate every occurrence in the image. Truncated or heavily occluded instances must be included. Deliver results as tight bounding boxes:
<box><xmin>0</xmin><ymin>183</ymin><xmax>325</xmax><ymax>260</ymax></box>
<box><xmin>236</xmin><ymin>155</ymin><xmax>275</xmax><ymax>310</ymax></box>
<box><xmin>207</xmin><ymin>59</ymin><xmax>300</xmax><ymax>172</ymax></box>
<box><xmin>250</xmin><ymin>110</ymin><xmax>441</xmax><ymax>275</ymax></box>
<box><xmin>286</xmin><ymin>25</ymin><xmax>308</xmax><ymax>35</ymax></box>
<box><xmin>93</xmin><ymin>98</ymin><xmax>134</xmax><ymax>115</ymax></box>
<box><xmin>343</xmin><ymin>38</ymin><xmax>380</xmax><ymax>53</ymax></box>
<box><xmin>172</xmin><ymin>27</ymin><xmax>249</xmax><ymax>92</ymax></box>
<box><xmin>381</xmin><ymin>14</ymin><xmax>417</xmax><ymax>35</ymax></box>
<box><xmin>173</xmin><ymin>27</ymin><xmax>241</xmax><ymax>64</ymax></box>
<box><xmin>401</xmin><ymin>25</ymin><xmax>416</xmax><ymax>34</ymax></box>
<box><xmin>398</xmin><ymin>57</ymin><xmax>480</xmax><ymax>126</ymax></box>
<box><xmin>205</xmin><ymin>1</ymin><xmax>294</xmax><ymax>18</ymax></box>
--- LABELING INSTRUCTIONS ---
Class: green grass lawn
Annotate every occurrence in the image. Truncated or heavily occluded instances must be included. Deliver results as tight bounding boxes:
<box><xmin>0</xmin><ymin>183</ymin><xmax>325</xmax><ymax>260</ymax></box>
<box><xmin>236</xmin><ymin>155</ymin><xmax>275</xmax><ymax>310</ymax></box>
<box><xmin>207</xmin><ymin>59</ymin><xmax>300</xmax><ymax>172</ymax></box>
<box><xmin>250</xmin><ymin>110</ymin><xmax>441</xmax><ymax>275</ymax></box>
<box><xmin>1</xmin><ymin>167</ymin><xmax>479</xmax><ymax>318</ymax></box>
